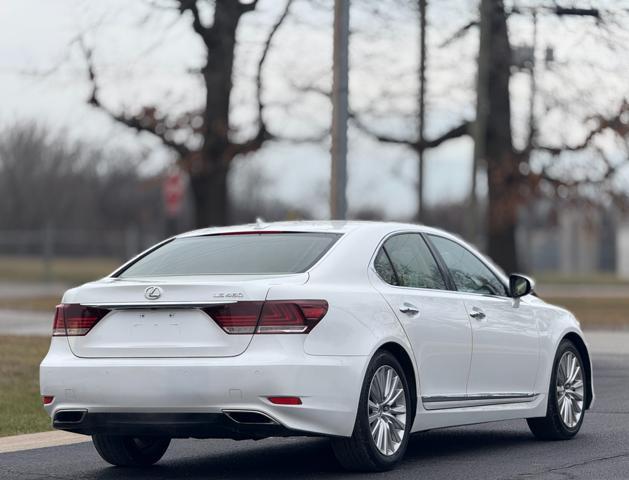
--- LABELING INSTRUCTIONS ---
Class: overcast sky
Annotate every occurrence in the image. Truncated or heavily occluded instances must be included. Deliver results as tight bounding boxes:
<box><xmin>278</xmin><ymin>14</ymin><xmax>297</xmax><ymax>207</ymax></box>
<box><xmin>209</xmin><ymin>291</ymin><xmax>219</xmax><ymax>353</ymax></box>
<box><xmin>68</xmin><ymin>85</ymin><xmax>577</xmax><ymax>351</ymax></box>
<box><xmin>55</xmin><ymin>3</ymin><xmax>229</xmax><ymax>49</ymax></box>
<box><xmin>1</xmin><ymin>0</ymin><xmax>628</xmax><ymax>219</ymax></box>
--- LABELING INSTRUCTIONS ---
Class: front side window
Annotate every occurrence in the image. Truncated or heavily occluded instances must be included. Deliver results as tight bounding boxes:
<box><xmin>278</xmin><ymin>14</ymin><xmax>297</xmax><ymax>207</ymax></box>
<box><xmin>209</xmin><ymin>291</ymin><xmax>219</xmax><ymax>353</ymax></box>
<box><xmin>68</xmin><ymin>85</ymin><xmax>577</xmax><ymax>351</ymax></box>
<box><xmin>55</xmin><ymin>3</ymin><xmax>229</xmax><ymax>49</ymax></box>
<box><xmin>428</xmin><ymin>235</ymin><xmax>507</xmax><ymax>296</ymax></box>
<box><xmin>374</xmin><ymin>234</ymin><xmax>446</xmax><ymax>290</ymax></box>
<box><xmin>118</xmin><ymin>233</ymin><xmax>340</xmax><ymax>277</ymax></box>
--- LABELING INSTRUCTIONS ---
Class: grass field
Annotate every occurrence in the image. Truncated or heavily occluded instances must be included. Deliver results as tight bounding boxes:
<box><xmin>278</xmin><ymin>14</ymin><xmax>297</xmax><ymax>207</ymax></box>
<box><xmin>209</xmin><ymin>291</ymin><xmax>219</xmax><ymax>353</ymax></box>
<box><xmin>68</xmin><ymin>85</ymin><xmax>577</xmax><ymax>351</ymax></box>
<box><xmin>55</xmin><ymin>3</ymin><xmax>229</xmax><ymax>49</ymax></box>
<box><xmin>0</xmin><ymin>336</ymin><xmax>52</xmax><ymax>437</ymax></box>
<box><xmin>0</xmin><ymin>256</ymin><xmax>119</xmax><ymax>285</ymax></box>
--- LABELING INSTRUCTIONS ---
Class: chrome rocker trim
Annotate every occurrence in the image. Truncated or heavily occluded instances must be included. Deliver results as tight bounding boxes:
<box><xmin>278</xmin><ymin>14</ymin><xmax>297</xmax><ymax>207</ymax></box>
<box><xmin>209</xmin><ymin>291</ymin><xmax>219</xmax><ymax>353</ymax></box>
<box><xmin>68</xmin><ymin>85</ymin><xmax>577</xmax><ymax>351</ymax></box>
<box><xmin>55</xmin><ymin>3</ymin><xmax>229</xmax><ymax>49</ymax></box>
<box><xmin>422</xmin><ymin>393</ymin><xmax>539</xmax><ymax>410</ymax></box>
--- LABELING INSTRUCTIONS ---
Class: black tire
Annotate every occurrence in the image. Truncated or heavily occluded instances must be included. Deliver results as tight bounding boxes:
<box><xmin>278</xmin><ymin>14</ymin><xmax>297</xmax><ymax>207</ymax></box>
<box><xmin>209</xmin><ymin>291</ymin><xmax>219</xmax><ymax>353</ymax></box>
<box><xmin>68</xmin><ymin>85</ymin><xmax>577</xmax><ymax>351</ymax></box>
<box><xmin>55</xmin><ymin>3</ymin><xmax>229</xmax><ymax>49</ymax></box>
<box><xmin>331</xmin><ymin>350</ymin><xmax>412</xmax><ymax>472</ymax></box>
<box><xmin>92</xmin><ymin>435</ymin><xmax>171</xmax><ymax>467</ymax></box>
<box><xmin>527</xmin><ymin>339</ymin><xmax>586</xmax><ymax>440</ymax></box>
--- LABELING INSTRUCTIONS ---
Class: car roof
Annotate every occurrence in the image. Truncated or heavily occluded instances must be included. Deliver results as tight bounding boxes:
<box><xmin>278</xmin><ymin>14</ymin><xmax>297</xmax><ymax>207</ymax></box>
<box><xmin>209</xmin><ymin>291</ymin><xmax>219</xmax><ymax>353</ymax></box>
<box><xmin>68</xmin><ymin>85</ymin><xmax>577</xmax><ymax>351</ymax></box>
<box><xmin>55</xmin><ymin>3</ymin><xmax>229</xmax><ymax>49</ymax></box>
<box><xmin>176</xmin><ymin>220</ymin><xmax>456</xmax><ymax>238</ymax></box>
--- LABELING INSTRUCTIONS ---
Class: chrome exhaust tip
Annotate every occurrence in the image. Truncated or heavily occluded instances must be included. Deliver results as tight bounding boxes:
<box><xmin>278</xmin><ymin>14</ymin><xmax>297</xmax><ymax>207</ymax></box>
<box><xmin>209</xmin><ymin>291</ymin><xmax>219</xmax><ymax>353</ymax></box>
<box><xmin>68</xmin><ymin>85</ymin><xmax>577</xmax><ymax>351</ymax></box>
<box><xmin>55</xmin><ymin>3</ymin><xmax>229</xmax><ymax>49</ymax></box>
<box><xmin>53</xmin><ymin>409</ymin><xmax>87</xmax><ymax>424</ymax></box>
<box><xmin>223</xmin><ymin>410</ymin><xmax>278</xmax><ymax>425</ymax></box>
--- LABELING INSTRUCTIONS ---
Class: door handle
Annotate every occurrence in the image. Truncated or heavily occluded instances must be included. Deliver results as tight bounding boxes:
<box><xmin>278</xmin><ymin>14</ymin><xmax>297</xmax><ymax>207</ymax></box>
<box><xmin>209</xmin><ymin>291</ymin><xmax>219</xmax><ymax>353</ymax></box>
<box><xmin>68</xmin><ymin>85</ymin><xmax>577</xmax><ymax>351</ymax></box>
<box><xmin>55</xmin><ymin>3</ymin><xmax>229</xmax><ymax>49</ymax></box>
<box><xmin>399</xmin><ymin>302</ymin><xmax>420</xmax><ymax>315</ymax></box>
<box><xmin>469</xmin><ymin>307</ymin><xmax>486</xmax><ymax>320</ymax></box>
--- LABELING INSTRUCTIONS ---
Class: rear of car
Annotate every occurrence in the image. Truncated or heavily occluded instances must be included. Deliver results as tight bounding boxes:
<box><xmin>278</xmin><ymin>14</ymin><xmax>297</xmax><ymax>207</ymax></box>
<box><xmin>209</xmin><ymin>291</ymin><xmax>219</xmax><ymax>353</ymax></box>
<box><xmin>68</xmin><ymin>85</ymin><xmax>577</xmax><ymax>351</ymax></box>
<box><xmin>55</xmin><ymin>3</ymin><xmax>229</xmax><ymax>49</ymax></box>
<box><xmin>39</xmin><ymin>230</ymin><xmax>366</xmax><ymax>441</ymax></box>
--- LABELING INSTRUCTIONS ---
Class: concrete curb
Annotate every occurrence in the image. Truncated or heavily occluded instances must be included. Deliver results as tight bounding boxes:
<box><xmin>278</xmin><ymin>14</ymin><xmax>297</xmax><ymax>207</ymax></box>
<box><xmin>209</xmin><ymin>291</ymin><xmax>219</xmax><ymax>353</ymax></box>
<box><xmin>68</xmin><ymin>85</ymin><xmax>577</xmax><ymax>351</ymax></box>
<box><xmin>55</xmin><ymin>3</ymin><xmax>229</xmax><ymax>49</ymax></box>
<box><xmin>0</xmin><ymin>431</ymin><xmax>89</xmax><ymax>454</ymax></box>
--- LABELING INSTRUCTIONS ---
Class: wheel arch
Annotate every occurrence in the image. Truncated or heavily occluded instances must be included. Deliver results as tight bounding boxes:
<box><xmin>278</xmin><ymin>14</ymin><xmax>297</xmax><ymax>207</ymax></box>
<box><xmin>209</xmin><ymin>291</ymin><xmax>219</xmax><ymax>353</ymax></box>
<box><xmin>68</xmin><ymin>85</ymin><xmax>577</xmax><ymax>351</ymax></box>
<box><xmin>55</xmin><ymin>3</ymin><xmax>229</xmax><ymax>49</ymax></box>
<box><xmin>561</xmin><ymin>332</ymin><xmax>594</xmax><ymax>409</ymax></box>
<box><xmin>376</xmin><ymin>342</ymin><xmax>418</xmax><ymax>422</ymax></box>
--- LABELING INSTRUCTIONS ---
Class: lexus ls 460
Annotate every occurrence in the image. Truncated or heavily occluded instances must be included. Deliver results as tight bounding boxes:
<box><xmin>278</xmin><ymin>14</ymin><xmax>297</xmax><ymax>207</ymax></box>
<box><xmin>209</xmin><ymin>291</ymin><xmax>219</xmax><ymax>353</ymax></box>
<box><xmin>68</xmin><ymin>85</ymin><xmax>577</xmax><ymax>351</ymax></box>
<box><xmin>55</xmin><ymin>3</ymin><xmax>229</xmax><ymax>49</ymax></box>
<box><xmin>40</xmin><ymin>221</ymin><xmax>593</xmax><ymax>471</ymax></box>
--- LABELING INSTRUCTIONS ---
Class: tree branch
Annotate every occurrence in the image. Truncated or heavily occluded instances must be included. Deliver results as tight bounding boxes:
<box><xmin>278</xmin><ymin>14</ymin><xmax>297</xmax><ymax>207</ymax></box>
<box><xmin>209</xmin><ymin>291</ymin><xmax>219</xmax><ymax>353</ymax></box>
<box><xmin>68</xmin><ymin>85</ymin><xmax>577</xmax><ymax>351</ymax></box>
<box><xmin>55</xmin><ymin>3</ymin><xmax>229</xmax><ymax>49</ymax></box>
<box><xmin>239</xmin><ymin>0</ymin><xmax>259</xmax><ymax>14</ymax></box>
<box><xmin>538</xmin><ymin>146</ymin><xmax>617</xmax><ymax>189</ymax></box>
<box><xmin>232</xmin><ymin>0</ymin><xmax>294</xmax><ymax>156</ymax></box>
<box><xmin>439</xmin><ymin>19</ymin><xmax>478</xmax><ymax>48</ymax></box>
<box><xmin>80</xmin><ymin>39</ymin><xmax>190</xmax><ymax>157</ymax></box>
<box><xmin>178</xmin><ymin>0</ymin><xmax>210</xmax><ymax>44</ymax></box>
<box><xmin>351</xmin><ymin>112</ymin><xmax>472</xmax><ymax>151</ymax></box>
<box><xmin>416</xmin><ymin>122</ymin><xmax>472</xmax><ymax>151</ymax></box>
<box><xmin>536</xmin><ymin>100</ymin><xmax>629</xmax><ymax>156</ymax></box>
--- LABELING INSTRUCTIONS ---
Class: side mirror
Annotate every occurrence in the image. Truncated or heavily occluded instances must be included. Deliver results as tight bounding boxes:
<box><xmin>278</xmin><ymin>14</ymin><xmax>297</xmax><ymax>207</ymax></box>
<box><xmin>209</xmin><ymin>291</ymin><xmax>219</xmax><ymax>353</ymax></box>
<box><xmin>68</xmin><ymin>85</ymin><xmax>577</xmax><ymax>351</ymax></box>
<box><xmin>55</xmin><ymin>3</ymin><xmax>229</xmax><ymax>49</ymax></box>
<box><xmin>509</xmin><ymin>274</ymin><xmax>534</xmax><ymax>298</ymax></box>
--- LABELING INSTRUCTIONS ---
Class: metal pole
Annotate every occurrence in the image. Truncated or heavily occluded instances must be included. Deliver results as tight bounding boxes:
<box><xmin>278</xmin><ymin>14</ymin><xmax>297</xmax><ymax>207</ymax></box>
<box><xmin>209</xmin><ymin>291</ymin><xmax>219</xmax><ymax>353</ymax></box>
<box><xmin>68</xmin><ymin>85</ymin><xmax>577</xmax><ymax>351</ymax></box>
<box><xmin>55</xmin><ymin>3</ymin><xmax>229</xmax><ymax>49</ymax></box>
<box><xmin>470</xmin><ymin>0</ymin><xmax>491</xmax><ymax>246</ymax></box>
<box><xmin>417</xmin><ymin>0</ymin><xmax>427</xmax><ymax>222</ymax></box>
<box><xmin>330</xmin><ymin>0</ymin><xmax>349</xmax><ymax>220</ymax></box>
<box><xmin>527</xmin><ymin>11</ymin><xmax>538</xmax><ymax>148</ymax></box>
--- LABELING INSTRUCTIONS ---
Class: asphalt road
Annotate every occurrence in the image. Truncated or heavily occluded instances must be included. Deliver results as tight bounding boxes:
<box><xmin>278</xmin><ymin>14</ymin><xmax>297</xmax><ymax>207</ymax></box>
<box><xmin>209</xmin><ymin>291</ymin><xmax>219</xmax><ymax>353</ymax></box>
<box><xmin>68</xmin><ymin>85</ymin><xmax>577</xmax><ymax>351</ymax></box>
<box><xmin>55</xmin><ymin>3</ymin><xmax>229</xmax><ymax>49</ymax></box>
<box><xmin>2</xmin><ymin>354</ymin><xmax>628</xmax><ymax>480</ymax></box>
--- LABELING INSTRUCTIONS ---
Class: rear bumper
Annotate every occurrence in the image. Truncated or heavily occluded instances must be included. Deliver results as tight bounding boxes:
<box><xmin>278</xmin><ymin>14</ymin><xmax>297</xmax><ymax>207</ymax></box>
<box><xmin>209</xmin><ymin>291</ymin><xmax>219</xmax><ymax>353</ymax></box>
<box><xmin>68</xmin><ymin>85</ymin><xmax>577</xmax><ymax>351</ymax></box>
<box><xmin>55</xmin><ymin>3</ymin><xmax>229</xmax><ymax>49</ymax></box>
<box><xmin>40</xmin><ymin>336</ymin><xmax>366</xmax><ymax>438</ymax></box>
<box><xmin>52</xmin><ymin>412</ymin><xmax>312</xmax><ymax>439</ymax></box>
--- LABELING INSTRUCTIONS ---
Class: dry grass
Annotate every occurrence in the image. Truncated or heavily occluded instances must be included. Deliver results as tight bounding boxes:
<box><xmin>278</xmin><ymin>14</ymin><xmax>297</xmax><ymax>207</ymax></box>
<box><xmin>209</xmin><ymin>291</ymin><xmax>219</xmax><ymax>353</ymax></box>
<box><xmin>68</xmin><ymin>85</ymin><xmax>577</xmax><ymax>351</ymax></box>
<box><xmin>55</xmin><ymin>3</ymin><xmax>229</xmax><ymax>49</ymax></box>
<box><xmin>0</xmin><ymin>255</ymin><xmax>119</xmax><ymax>285</ymax></box>
<box><xmin>545</xmin><ymin>297</ymin><xmax>629</xmax><ymax>329</ymax></box>
<box><xmin>0</xmin><ymin>336</ymin><xmax>52</xmax><ymax>437</ymax></box>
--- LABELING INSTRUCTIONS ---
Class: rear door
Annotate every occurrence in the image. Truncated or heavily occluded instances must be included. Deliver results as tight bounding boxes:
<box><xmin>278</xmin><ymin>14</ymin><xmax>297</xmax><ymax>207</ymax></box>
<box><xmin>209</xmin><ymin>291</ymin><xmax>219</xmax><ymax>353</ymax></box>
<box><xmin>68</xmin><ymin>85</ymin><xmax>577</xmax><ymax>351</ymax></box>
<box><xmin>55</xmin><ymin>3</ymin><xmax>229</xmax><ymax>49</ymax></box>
<box><xmin>427</xmin><ymin>234</ymin><xmax>539</xmax><ymax>397</ymax></box>
<box><xmin>370</xmin><ymin>233</ymin><xmax>473</xmax><ymax>401</ymax></box>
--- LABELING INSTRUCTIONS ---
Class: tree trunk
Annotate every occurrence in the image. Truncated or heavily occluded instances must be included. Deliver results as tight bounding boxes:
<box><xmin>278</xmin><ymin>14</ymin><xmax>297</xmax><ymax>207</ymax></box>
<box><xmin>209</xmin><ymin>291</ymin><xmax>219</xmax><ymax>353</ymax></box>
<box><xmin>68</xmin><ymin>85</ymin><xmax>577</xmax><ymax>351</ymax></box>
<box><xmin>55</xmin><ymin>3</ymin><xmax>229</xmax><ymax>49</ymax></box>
<box><xmin>190</xmin><ymin>167</ymin><xmax>229</xmax><ymax>228</ymax></box>
<box><xmin>192</xmin><ymin>0</ymin><xmax>244</xmax><ymax>228</ymax></box>
<box><xmin>476</xmin><ymin>0</ymin><xmax>519</xmax><ymax>273</ymax></box>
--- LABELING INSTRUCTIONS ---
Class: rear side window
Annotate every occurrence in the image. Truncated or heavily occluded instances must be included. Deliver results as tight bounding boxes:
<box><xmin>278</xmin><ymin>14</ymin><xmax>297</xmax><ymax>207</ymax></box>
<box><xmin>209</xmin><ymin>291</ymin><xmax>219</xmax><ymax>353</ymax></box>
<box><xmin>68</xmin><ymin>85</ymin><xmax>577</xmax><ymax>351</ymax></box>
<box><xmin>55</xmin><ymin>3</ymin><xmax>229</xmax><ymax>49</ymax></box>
<box><xmin>118</xmin><ymin>233</ymin><xmax>340</xmax><ymax>277</ymax></box>
<box><xmin>374</xmin><ymin>234</ymin><xmax>446</xmax><ymax>290</ymax></box>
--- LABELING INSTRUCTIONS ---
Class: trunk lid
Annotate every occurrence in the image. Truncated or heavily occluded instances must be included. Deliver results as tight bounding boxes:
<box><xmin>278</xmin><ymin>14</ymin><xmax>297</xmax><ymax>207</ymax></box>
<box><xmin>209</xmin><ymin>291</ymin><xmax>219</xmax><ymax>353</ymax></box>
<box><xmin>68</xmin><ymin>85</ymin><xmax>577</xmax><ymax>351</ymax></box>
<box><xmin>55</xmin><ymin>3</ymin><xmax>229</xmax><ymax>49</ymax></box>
<box><xmin>64</xmin><ymin>274</ymin><xmax>307</xmax><ymax>358</ymax></box>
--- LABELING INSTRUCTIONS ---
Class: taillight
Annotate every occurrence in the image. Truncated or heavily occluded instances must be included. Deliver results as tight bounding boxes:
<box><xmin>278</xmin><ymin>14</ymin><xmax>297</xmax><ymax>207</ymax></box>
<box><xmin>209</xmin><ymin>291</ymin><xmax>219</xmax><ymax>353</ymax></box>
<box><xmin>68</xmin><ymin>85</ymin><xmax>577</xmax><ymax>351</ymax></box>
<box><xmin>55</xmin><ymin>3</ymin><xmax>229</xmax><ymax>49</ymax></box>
<box><xmin>52</xmin><ymin>304</ymin><xmax>110</xmax><ymax>336</ymax></box>
<box><xmin>203</xmin><ymin>302</ymin><xmax>263</xmax><ymax>334</ymax></box>
<box><xmin>204</xmin><ymin>300</ymin><xmax>327</xmax><ymax>335</ymax></box>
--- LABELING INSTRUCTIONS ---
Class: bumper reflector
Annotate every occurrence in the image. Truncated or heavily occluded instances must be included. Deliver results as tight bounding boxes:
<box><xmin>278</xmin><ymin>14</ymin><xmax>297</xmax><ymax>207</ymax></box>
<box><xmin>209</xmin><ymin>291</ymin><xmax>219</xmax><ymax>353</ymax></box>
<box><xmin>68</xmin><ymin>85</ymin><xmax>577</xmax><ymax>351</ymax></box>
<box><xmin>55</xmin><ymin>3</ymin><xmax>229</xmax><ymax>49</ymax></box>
<box><xmin>42</xmin><ymin>396</ymin><xmax>54</xmax><ymax>405</ymax></box>
<box><xmin>268</xmin><ymin>396</ymin><xmax>302</xmax><ymax>405</ymax></box>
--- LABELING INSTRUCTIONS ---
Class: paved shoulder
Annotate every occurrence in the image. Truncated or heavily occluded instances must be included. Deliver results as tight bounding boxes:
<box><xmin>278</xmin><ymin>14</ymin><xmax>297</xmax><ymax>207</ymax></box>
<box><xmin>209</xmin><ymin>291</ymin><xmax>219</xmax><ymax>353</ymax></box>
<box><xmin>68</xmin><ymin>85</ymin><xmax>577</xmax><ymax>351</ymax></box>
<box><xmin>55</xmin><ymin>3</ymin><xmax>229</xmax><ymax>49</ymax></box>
<box><xmin>585</xmin><ymin>330</ymin><xmax>629</xmax><ymax>355</ymax></box>
<box><xmin>0</xmin><ymin>309</ymin><xmax>51</xmax><ymax>335</ymax></box>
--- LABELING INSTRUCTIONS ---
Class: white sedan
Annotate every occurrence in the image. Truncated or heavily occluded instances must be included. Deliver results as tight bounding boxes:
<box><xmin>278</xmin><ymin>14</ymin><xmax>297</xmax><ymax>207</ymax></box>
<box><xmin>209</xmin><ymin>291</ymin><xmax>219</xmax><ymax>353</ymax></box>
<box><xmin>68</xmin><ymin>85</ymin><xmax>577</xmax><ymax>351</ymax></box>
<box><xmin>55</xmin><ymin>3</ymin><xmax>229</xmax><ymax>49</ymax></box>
<box><xmin>40</xmin><ymin>221</ymin><xmax>593</xmax><ymax>471</ymax></box>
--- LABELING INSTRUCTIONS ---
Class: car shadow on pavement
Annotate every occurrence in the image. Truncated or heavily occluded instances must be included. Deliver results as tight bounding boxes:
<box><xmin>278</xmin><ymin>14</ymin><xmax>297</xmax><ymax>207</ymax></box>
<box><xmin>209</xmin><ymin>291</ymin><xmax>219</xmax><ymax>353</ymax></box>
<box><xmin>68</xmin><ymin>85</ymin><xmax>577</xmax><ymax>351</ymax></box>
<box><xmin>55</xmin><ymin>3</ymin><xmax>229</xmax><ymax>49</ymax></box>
<box><xmin>88</xmin><ymin>427</ymin><xmax>537</xmax><ymax>480</ymax></box>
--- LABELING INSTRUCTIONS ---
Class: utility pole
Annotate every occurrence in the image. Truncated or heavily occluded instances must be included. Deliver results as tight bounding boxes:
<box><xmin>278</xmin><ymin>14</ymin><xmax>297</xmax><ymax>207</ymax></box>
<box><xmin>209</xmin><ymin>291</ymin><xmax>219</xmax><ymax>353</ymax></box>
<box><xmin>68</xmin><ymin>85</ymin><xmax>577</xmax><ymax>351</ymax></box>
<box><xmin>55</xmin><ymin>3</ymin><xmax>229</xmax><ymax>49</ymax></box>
<box><xmin>470</xmin><ymin>0</ymin><xmax>492</xmax><ymax>247</ymax></box>
<box><xmin>417</xmin><ymin>0</ymin><xmax>427</xmax><ymax>222</ymax></box>
<box><xmin>330</xmin><ymin>0</ymin><xmax>349</xmax><ymax>220</ymax></box>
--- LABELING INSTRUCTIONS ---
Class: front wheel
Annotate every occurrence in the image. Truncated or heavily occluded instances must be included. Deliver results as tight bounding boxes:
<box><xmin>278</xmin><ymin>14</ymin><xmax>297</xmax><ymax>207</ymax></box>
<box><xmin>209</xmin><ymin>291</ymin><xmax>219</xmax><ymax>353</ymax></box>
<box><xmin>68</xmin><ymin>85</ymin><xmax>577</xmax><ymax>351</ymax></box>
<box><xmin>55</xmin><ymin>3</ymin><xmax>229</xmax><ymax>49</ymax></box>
<box><xmin>331</xmin><ymin>350</ymin><xmax>412</xmax><ymax>472</ymax></box>
<box><xmin>92</xmin><ymin>435</ymin><xmax>171</xmax><ymax>467</ymax></box>
<box><xmin>527</xmin><ymin>340</ymin><xmax>586</xmax><ymax>440</ymax></box>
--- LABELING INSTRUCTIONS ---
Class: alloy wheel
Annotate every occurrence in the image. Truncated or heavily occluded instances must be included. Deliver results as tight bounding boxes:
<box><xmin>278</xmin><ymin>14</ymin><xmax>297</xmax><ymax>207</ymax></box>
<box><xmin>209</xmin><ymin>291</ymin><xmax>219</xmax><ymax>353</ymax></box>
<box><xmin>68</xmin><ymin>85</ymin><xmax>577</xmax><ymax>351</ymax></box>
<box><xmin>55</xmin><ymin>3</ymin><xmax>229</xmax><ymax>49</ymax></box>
<box><xmin>556</xmin><ymin>351</ymin><xmax>584</xmax><ymax>428</ymax></box>
<box><xmin>368</xmin><ymin>365</ymin><xmax>407</xmax><ymax>456</ymax></box>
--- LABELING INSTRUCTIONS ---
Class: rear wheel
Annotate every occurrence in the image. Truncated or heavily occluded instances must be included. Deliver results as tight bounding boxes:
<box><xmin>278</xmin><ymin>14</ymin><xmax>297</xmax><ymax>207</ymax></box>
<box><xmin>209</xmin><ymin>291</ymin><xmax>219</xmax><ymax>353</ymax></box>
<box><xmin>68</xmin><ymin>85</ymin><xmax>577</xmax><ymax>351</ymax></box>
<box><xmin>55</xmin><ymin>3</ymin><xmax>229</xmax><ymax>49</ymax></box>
<box><xmin>331</xmin><ymin>350</ymin><xmax>412</xmax><ymax>472</ymax></box>
<box><xmin>92</xmin><ymin>435</ymin><xmax>171</xmax><ymax>467</ymax></box>
<box><xmin>527</xmin><ymin>340</ymin><xmax>586</xmax><ymax>440</ymax></box>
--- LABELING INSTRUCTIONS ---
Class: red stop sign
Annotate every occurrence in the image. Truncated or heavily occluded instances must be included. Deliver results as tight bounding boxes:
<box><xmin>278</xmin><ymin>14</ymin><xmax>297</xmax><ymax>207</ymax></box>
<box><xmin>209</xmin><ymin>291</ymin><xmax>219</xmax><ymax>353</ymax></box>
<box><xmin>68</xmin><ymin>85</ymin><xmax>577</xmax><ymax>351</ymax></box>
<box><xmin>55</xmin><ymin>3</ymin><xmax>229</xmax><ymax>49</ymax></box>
<box><xmin>163</xmin><ymin>171</ymin><xmax>185</xmax><ymax>217</ymax></box>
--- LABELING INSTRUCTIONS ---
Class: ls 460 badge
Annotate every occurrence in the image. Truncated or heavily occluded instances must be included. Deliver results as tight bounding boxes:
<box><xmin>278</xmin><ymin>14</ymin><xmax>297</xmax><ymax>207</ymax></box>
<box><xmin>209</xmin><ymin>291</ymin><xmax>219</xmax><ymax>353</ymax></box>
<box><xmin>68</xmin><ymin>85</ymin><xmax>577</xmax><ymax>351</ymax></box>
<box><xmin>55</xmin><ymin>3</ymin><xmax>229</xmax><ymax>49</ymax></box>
<box><xmin>213</xmin><ymin>292</ymin><xmax>244</xmax><ymax>298</ymax></box>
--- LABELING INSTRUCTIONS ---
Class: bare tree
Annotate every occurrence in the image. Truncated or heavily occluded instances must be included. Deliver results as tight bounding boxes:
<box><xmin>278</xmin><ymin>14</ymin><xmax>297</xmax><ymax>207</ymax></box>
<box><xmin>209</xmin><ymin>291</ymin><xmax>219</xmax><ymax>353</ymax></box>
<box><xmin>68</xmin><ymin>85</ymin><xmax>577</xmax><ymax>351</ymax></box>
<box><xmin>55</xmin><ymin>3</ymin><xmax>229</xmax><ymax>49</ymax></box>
<box><xmin>352</xmin><ymin>0</ymin><xmax>629</xmax><ymax>271</ymax></box>
<box><xmin>0</xmin><ymin>123</ymin><xmax>161</xmax><ymax>233</ymax></box>
<box><xmin>82</xmin><ymin>0</ymin><xmax>294</xmax><ymax>228</ymax></box>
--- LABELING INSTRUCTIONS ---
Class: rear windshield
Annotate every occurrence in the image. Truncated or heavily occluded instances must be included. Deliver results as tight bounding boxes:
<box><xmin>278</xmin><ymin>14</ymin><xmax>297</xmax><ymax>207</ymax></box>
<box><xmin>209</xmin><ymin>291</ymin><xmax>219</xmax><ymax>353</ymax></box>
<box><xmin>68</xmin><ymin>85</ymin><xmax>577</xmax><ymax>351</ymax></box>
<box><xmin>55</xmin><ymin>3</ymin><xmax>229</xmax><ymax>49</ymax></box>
<box><xmin>117</xmin><ymin>232</ymin><xmax>341</xmax><ymax>277</ymax></box>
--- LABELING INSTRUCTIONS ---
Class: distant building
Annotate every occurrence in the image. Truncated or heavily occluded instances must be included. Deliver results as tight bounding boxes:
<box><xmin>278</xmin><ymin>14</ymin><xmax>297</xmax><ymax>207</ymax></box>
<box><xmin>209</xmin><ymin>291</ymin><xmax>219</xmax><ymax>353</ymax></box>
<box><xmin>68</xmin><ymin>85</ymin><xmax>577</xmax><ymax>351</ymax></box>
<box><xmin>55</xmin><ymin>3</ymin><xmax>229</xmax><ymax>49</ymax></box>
<box><xmin>517</xmin><ymin>199</ymin><xmax>617</xmax><ymax>275</ymax></box>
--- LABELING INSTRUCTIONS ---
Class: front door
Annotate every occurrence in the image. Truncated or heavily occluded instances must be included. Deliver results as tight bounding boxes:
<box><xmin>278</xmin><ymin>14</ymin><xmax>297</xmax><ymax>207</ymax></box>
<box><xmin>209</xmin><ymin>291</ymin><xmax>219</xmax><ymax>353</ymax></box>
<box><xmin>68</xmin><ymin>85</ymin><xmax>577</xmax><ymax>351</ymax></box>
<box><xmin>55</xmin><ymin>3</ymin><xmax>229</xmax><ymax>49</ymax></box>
<box><xmin>427</xmin><ymin>235</ymin><xmax>539</xmax><ymax>398</ymax></box>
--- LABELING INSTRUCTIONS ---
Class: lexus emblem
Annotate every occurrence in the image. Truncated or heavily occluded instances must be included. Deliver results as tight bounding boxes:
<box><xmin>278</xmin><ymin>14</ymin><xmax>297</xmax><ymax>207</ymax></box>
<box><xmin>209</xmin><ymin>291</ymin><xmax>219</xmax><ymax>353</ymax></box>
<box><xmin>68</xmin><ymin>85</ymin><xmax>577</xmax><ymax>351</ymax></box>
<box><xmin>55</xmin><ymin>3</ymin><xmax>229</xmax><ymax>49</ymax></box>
<box><xmin>144</xmin><ymin>286</ymin><xmax>163</xmax><ymax>300</ymax></box>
